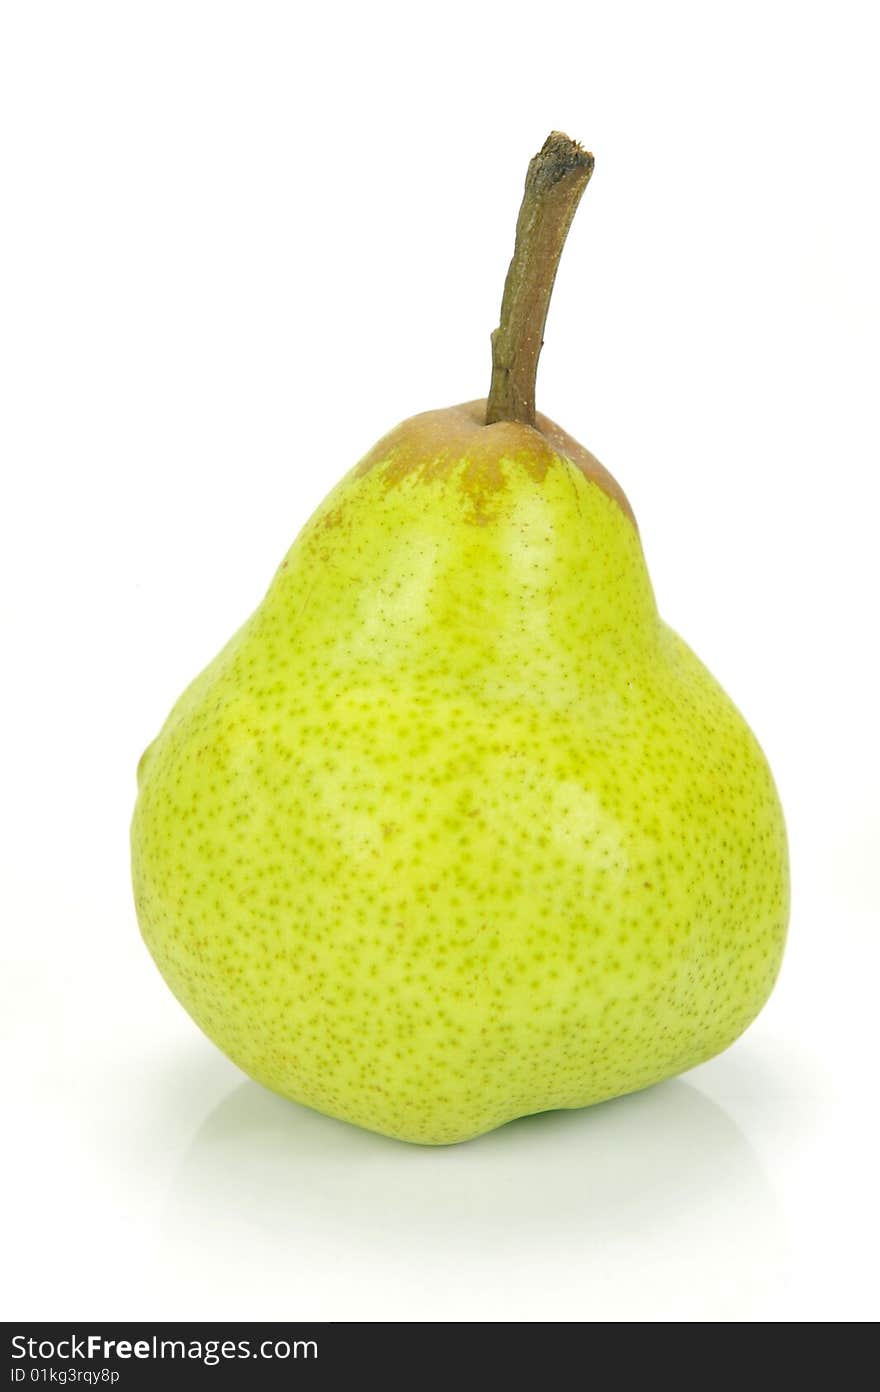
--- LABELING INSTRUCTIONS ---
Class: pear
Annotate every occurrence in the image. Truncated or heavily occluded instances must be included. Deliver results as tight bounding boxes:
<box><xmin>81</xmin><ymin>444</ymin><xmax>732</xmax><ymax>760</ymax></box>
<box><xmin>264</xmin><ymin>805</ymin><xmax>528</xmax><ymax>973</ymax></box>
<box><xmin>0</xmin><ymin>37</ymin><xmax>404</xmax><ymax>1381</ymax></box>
<box><xmin>132</xmin><ymin>133</ymin><xmax>788</xmax><ymax>1145</ymax></box>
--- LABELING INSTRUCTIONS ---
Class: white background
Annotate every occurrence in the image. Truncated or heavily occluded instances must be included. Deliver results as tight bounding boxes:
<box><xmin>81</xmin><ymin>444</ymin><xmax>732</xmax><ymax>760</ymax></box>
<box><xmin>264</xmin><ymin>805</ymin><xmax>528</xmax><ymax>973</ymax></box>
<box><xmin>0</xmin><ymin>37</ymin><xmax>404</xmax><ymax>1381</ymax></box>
<box><xmin>2</xmin><ymin>0</ymin><xmax>878</xmax><ymax>1323</ymax></box>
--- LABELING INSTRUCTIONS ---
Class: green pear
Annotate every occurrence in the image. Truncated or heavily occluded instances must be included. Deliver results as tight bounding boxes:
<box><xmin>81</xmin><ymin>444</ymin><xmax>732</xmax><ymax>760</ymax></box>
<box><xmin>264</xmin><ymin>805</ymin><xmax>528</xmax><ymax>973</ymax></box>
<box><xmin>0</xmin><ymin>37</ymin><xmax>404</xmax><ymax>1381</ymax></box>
<box><xmin>132</xmin><ymin>133</ymin><xmax>788</xmax><ymax>1144</ymax></box>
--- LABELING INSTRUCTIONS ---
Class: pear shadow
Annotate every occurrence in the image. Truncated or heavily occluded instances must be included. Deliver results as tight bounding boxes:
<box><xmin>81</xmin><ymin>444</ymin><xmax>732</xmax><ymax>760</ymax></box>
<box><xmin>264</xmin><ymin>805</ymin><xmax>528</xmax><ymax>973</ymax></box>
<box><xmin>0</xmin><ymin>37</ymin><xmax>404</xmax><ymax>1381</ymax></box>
<box><xmin>161</xmin><ymin>1074</ymin><xmax>787</xmax><ymax>1320</ymax></box>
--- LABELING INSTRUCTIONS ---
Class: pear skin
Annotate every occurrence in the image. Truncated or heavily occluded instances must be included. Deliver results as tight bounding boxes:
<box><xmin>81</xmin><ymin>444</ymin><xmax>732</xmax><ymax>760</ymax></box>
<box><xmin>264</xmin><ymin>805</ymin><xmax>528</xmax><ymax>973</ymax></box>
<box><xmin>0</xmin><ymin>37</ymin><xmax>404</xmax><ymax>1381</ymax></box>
<box><xmin>132</xmin><ymin>400</ymin><xmax>788</xmax><ymax>1144</ymax></box>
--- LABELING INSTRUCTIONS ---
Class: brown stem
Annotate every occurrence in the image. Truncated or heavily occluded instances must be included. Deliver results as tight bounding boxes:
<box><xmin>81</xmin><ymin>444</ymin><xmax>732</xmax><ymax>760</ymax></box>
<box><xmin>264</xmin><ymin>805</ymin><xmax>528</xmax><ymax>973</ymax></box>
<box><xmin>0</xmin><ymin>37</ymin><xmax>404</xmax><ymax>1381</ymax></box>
<box><xmin>485</xmin><ymin>132</ymin><xmax>594</xmax><ymax>427</ymax></box>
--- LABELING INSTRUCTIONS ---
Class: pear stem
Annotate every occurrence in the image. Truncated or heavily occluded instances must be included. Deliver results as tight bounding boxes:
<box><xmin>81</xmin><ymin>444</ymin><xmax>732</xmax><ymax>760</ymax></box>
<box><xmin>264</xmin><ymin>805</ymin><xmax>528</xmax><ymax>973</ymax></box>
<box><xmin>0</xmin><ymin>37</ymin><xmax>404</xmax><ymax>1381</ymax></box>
<box><xmin>486</xmin><ymin>132</ymin><xmax>594</xmax><ymax>428</ymax></box>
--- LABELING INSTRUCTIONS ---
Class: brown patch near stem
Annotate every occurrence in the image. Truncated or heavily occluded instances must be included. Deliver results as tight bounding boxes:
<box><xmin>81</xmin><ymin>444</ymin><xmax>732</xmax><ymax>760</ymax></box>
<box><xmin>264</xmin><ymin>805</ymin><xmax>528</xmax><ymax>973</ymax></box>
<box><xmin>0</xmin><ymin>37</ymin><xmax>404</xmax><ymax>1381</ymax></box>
<box><xmin>353</xmin><ymin>400</ymin><xmax>636</xmax><ymax>526</ymax></box>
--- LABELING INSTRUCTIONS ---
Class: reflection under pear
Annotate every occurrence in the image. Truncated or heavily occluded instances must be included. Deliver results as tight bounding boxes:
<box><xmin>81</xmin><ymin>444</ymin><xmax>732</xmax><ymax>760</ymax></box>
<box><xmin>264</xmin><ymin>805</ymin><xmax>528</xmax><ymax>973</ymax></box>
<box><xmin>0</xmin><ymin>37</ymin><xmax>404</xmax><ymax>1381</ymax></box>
<box><xmin>160</xmin><ymin>1072</ymin><xmax>786</xmax><ymax>1321</ymax></box>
